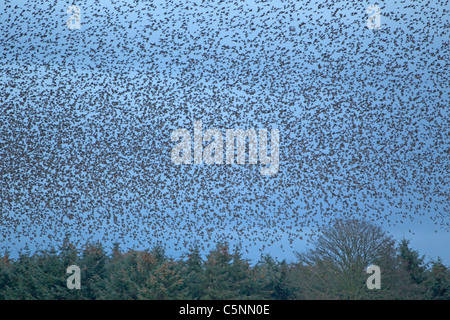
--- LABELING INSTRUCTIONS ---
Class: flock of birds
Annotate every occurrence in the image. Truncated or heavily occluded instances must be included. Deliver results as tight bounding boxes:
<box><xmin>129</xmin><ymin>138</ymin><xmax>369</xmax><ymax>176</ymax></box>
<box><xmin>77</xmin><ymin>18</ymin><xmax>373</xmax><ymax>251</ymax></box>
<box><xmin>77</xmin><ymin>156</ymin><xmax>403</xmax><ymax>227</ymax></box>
<box><xmin>0</xmin><ymin>0</ymin><xmax>448</xmax><ymax>255</ymax></box>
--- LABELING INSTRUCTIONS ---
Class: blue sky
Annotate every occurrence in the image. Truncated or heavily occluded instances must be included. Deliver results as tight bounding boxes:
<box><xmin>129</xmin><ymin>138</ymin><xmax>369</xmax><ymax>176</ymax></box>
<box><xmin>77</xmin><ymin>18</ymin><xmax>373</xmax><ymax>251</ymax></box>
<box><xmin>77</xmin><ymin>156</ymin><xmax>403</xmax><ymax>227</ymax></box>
<box><xmin>0</xmin><ymin>0</ymin><xmax>449</xmax><ymax>265</ymax></box>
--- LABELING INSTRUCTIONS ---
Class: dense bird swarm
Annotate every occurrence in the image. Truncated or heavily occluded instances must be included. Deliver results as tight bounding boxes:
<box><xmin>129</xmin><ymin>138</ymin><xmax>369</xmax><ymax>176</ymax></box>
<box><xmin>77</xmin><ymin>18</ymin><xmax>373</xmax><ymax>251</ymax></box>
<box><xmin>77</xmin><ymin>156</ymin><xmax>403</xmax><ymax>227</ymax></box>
<box><xmin>0</xmin><ymin>0</ymin><xmax>448</xmax><ymax>254</ymax></box>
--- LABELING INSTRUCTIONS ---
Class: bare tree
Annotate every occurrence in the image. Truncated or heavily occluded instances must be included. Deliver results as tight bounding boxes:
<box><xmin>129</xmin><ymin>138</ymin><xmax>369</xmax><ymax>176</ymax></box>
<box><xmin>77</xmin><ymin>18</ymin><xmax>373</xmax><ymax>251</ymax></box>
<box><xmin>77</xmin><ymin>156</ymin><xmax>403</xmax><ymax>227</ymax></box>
<box><xmin>292</xmin><ymin>218</ymin><xmax>397</xmax><ymax>299</ymax></box>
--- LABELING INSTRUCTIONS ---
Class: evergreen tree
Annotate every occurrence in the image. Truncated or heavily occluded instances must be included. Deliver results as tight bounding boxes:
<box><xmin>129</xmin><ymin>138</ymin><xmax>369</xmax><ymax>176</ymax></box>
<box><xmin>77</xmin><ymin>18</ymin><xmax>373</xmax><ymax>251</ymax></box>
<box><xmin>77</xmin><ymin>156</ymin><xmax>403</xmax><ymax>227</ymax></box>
<box><xmin>34</xmin><ymin>247</ymin><xmax>67</xmax><ymax>299</ymax></box>
<box><xmin>397</xmin><ymin>239</ymin><xmax>427</xmax><ymax>299</ymax></box>
<box><xmin>426</xmin><ymin>258</ymin><xmax>450</xmax><ymax>300</ymax></box>
<box><xmin>136</xmin><ymin>246</ymin><xmax>186</xmax><ymax>300</ymax></box>
<box><xmin>228</xmin><ymin>247</ymin><xmax>261</xmax><ymax>299</ymax></box>
<box><xmin>5</xmin><ymin>249</ymin><xmax>40</xmax><ymax>299</ymax></box>
<box><xmin>180</xmin><ymin>245</ymin><xmax>206</xmax><ymax>299</ymax></box>
<box><xmin>202</xmin><ymin>243</ymin><xmax>259</xmax><ymax>299</ymax></box>
<box><xmin>101</xmin><ymin>244</ymin><xmax>142</xmax><ymax>299</ymax></box>
<box><xmin>78</xmin><ymin>241</ymin><xmax>108</xmax><ymax>300</ymax></box>
<box><xmin>254</xmin><ymin>255</ymin><xmax>291</xmax><ymax>299</ymax></box>
<box><xmin>398</xmin><ymin>239</ymin><xmax>427</xmax><ymax>284</ymax></box>
<box><xmin>0</xmin><ymin>251</ymin><xmax>12</xmax><ymax>300</ymax></box>
<box><xmin>202</xmin><ymin>243</ymin><xmax>238</xmax><ymax>299</ymax></box>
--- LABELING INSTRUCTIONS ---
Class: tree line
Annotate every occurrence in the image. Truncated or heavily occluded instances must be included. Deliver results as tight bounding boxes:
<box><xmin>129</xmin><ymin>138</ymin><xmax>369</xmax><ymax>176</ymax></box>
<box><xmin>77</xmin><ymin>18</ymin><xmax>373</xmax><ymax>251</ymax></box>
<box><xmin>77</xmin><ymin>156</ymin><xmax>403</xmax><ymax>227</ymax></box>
<box><xmin>0</xmin><ymin>219</ymin><xmax>449</xmax><ymax>300</ymax></box>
